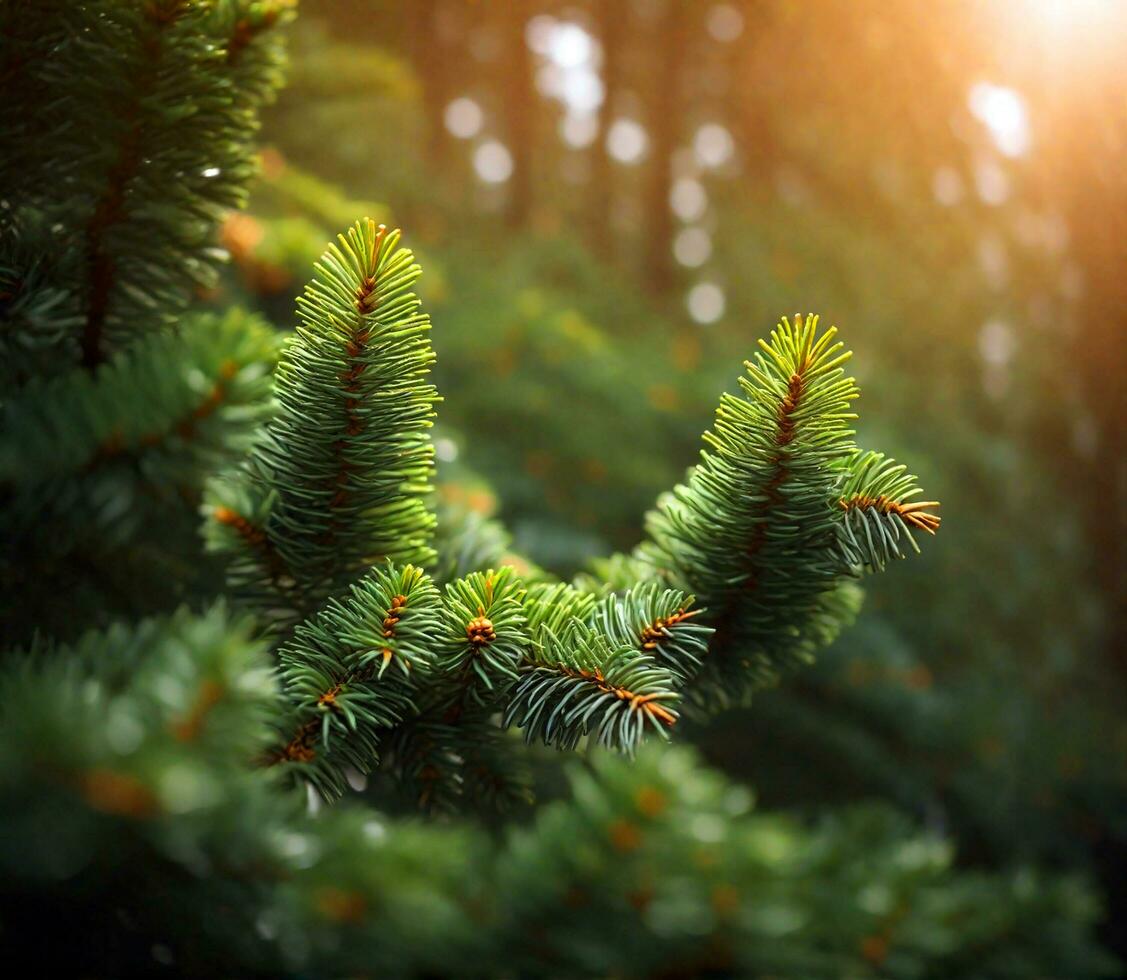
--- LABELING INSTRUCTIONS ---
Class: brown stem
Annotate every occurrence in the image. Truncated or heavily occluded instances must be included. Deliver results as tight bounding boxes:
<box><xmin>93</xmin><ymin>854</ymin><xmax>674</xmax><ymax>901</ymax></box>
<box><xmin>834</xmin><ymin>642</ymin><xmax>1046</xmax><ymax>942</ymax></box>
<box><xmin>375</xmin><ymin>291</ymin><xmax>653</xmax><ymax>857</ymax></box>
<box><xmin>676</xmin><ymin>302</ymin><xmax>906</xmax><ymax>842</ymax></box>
<box><xmin>552</xmin><ymin>663</ymin><xmax>677</xmax><ymax>727</ymax></box>
<box><xmin>81</xmin><ymin>3</ymin><xmax>188</xmax><ymax>369</ymax></box>
<box><xmin>640</xmin><ymin>606</ymin><xmax>702</xmax><ymax>652</ymax></box>
<box><xmin>268</xmin><ymin>594</ymin><xmax>407</xmax><ymax>766</ymax></box>
<box><xmin>319</xmin><ymin>238</ymin><xmax>383</xmax><ymax>559</ymax></box>
<box><xmin>708</xmin><ymin>371</ymin><xmax>805</xmax><ymax>656</ymax></box>
<box><xmin>211</xmin><ymin>504</ymin><xmax>297</xmax><ymax>599</ymax></box>
<box><xmin>85</xmin><ymin>360</ymin><xmax>238</xmax><ymax>469</ymax></box>
<box><xmin>839</xmin><ymin>494</ymin><xmax>941</xmax><ymax>534</ymax></box>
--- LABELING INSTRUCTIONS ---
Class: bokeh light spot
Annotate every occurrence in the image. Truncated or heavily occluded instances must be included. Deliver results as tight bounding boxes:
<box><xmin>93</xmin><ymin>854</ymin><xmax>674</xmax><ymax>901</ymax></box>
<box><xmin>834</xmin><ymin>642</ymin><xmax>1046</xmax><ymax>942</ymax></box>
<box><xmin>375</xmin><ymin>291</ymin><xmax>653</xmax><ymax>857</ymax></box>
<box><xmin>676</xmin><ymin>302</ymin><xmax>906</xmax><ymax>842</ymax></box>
<box><xmin>686</xmin><ymin>282</ymin><xmax>725</xmax><ymax>324</ymax></box>
<box><xmin>445</xmin><ymin>97</ymin><xmax>484</xmax><ymax>140</ymax></box>
<box><xmin>607</xmin><ymin>119</ymin><xmax>648</xmax><ymax>164</ymax></box>
<box><xmin>693</xmin><ymin>123</ymin><xmax>735</xmax><ymax>169</ymax></box>
<box><xmin>560</xmin><ymin>113</ymin><xmax>598</xmax><ymax>148</ymax></box>
<box><xmin>474</xmin><ymin>140</ymin><xmax>513</xmax><ymax>183</ymax></box>
<box><xmin>978</xmin><ymin>318</ymin><xmax>1016</xmax><ymax>366</ymax></box>
<box><xmin>974</xmin><ymin>159</ymin><xmax>1010</xmax><ymax>206</ymax></box>
<box><xmin>707</xmin><ymin>4</ymin><xmax>745</xmax><ymax>43</ymax></box>
<box><xmin>968</xmin><ymin>82</ymin><xmax>1031</xmax><ymax>158</ymax></box>
<box><xmin>673</xmin><ymin>226</ymin><xmax>712</xmax><ymax>267</ymax></box>
<box><xmin>548</xmin><ymin>22</ymin><xmax>594</xmax><ymax>68</ymax></box>
<box><xmin>670</xmin><ymin>177</ymin><xmax>708</xmax><ymax>221</ymax></box>
<box><xmin>932</xmin><ymin>166</ymin><xmax>965</xmax><ymax>206</ymax></box>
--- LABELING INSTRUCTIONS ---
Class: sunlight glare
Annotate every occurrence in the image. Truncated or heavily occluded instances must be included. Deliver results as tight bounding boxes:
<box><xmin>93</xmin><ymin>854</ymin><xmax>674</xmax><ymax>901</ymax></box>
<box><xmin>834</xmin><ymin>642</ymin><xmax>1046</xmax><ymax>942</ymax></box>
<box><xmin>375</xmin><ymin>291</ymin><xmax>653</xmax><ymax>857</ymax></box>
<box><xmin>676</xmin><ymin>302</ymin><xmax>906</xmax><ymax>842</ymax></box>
<box><xmin>968</xmin><ymin>83</ymin><xmax>1030</xmax><ymax>158</ymax></box>
<box><xmin>1027</xmin><ymin>0</ymin><xmax>1119</xmax><ymax>31</ymax></box>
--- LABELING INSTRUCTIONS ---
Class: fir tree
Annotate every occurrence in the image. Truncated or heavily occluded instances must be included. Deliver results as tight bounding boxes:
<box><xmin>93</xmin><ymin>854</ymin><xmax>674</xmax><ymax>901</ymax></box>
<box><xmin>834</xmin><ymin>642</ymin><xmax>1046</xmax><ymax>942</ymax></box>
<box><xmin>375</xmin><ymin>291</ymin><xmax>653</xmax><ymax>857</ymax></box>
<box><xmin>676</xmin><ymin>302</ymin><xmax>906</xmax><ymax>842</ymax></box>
<box><xmin>1</xmin><ymin>0</ymin><xmax>292</xmax><ymax>642</ymax></box>
<box><xmin>1</xmin><ymin>5</ymin><xmax>1117</xmax><ymax>977</ymax></box>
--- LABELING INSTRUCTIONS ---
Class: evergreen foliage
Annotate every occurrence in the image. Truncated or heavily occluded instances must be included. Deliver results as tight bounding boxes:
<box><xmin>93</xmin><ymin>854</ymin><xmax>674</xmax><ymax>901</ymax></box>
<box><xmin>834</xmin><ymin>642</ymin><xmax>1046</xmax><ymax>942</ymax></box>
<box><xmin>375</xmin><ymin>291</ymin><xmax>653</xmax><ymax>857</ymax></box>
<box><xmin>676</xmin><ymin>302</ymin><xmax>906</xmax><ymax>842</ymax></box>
<box><xmin>0</xmin><ymin>0</ymin><xmax>291</xmax><ymax>643</ymax></box>
<box><xmin>836</xmin><ymin>451</ymin><xmax>941</xmax><ymax>572</ymax></box>
<box><xmin>506</xmin><ymin>619</ymin><xmax>680</xmax><ymax>754</ymax></box>
<box><xmin>638</xmin><ymin>315</ymin><xmax>938</xmax><ymax>704</ymax></box>
<box><xmin>1</xmin><ymin>0</ymin><xmax>291</xmax><ymax>372</ymax></box>
<box><xmin>1</xmin><ymin>308</ymin><xmax>277</xmax><ymax>642</ymax></box>
<box><xmin>0</xmin><ymin>612</ymin><xmax>1115</xmax><ymax>977</ymax></box>
<box><xmin>204</xmin><ymin>220</ymin><xmax>438</xmax><ymax>625</ymax></box>
<box><xmin>195</xmin><ymin>209</ymin><xmax>954</xmax><ymax>807</ymax></box>
<box><xmin>437</xmin><ymin>567</ymin><xmax>529</xmax><ymax>700</ymax></box>
<box><xmin>588</xmin><ymin>582</ymin><xmax>712</xmax><ymax>683</ymax></box>
<box><xmin>226</xmin><ymin>5</ymin><xmax>1127</xmax><ymax>967</ymax></box>
<box><xmin>5</xmin><ymin>4</ymin><xmax>1116</xmax><ymax>976</ymax></box>
<box><xmin>272</xmin><ymin>563</ymin><xmax>442</xmax><ymax>799</ymax></box>
<box><xmin>193</xmin><ymin>218</ymin><xmax>938</xmax><ymax>803</ymax></box>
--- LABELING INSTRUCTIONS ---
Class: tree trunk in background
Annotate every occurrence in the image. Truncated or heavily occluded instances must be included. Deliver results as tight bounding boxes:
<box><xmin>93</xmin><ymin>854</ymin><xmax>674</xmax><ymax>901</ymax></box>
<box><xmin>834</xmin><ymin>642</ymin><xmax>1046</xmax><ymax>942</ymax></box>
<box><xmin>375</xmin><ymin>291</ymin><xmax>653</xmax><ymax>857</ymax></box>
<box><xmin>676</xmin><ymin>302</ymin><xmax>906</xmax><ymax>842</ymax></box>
<box><xmin>1027</xmin><ymin>63</ymin><xmax>1127</xmax><ymax>682</ymax></box>
<box><xmin>591</xmin><ymin>0</ymin><xmax>624</xmax><ymax>254</ymax></box>
<box><xmin>504</xmin><ymin>0</ymin><xmax>534</xmax><ymax>228</ymax></box>
<box><xmin>645</xmin><ymin>0</ymin><xmax>685</xmax><ymax>293</ymax></box>
<box><xmin>732</xmin><ymin>4</ymin><xmax>778</xmax><ymax>183</ymax></box>
<box><xmin>1066</xmin><ymin>187</ymin><xmax>1127</xmax><ymax>673</ymax></box>
<box><xmin>407</xmin><ymin>0</ymin><xmax>450</xmax><ymax>170</ymax></box>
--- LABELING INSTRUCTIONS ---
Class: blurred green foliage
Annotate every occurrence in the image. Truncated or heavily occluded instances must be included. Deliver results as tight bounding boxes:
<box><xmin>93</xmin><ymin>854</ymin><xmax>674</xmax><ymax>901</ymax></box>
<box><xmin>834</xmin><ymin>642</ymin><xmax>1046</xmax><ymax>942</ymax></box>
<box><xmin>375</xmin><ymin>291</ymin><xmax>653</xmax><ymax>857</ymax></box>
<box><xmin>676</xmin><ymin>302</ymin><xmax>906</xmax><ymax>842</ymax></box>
<box><xmin>1</xmin><ymin>606</ymin><xmax>1114</xmax><ymax>975</ymax></box>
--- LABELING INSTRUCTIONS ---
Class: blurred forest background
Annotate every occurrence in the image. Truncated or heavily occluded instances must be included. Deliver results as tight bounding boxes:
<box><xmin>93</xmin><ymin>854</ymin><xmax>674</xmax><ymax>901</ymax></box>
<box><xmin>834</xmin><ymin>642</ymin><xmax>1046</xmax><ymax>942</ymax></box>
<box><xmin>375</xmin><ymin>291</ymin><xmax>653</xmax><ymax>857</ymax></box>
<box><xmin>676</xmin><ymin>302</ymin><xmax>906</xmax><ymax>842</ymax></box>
<box><xmin>210</xmin><ymin>0</ymin><xmax>1126</xmax><ymax>962</ymax></box>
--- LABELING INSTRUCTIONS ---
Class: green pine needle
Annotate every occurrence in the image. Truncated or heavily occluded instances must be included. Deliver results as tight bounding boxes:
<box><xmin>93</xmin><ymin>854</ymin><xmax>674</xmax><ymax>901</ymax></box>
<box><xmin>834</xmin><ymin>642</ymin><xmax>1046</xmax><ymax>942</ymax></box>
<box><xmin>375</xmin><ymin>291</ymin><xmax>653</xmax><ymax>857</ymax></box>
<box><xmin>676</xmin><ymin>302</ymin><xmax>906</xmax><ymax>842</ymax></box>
<box><xmin>505</xmin><ymin>620</ymin><xmax>680</xmax><ymax>754</ymax></box>
<box><xmin>274</xmin><ymin>563</ymin><xmax>442</xmax><ymax>799</ymax></box>
<box><xmin>836</xmin><ymin>451</ymin><xmax>942</xmax><ymax>571</ymax></box>
<box><xmin>438</xmin><ymin>567</ymin><xmax>529</xmax><ymax>702</ymax></box>
<box><xmin>209</xmin><ymin>220</ymin><xmax>439</xmax><ymax>618</ymax></box>
<box><xmin>588</xmin><ymin>582</ymin><xmax>713</xmax><ymax>685</ymax></box>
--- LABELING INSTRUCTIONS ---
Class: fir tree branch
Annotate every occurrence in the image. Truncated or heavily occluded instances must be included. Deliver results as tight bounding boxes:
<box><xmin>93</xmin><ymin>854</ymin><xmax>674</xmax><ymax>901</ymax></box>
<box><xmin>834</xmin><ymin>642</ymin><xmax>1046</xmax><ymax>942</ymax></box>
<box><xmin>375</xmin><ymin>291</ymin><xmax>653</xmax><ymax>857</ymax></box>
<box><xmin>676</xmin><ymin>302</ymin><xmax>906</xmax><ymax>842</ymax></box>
<box><xmin>588</xmin><ymin>583</ymin><xmax>712</xmax><ymax>685</ymax></box>
<box><xmin>572</xmin><ymin>551</ymin><xmax>661</xmax><ymax>595</ymax></box>
<box><xmin>80</xmin><ymin>1</ymin><xmax>189</xmax><ymax>368</ymax></box>
<box><xmin>436</xmin><ymin>568</ymin><xmax>529</xmax><ymax>705</ymax></box>
<box><xmin>430</xmin><ymin>499</ymin><xmax>537</xmax><ymax>586</ymax></box>
<box><xmin>641</xmin><ymin>314</ymin><xmax>860</xmax><ymax>691</ymax></box>
<box><xmin>222</xmin><ymin>220</ymin><xmax>438</xmax><ymax>613</ymax></box>
<box><xmin>522</xmin><ymin>581</ymin><xmax>598</xmax><ymax>636</ymax></box>
<box><xmin>1</xmin><ymin>309</ymin><xmax>276</xmax><ymax>483</ymax></box>
<box><xmin>2</xmin><ymin>601</ymin><xmax>279</xmax><ymax>761</ymax></box>
<box><xmin>5</xmin><ymin>1</ymin><xmax>291</xmax><ymax>367</ymax></box>
<box><xmin>0</xmin><ymin>246</ymin><xmax>83</xmax><ymax>388</ymax></box>
<box><xmin>211</xmin><ymin>502</ymin><xmax>297</xmax><ymax>598</ymax></box>
<box><xmin>835</xmin><ymin>451</ymin><xmax>941</xmax><ymax>571</ymax></box>
<box><xmin>383</xmin><ymin>702</ymin><xmax>533</xmax><ymax>813</ymax></box>
<box><xmin>223</xmin><ymin>0</ymin><xmax>293</xmax><ymax>68</ymax></box>
<box><xmin>271</xmin><ymin>563</ymin><xmax>442</xmax><ymax>799</ymax></box>
<box><xmin>504</xmin><ymin>621</ymin><xmax>679</xmax><ymax>754</ymax></box>
<box><xmin>457</xmin><ymin>717</ymin><xmax>535</xmax><ymax>813</ymax></box>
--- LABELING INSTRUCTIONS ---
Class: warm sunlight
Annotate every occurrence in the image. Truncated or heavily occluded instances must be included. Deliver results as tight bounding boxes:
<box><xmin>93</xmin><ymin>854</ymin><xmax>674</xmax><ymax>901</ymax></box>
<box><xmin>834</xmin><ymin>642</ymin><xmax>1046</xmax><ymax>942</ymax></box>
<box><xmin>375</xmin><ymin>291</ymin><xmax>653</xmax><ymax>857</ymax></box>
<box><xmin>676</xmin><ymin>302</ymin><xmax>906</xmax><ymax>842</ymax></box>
<box><xmin>968</xmin><ymin>82</ymin><xmax>1030</xmax><ymax>157</ymax></box>
<box><xmin>1026</xmin><ymin>0</ymin><xmax>1120</xmax><ymax>32</ymax></box>
<box><xmin>994</xmin><ymin>0</ymin><xmax>1127</xmax><ymax>71</ymax></box>
<box><xmin>4</xmin><ymin>2</ymin><xmax>1125</xmax><ymax>976</ymax></box>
